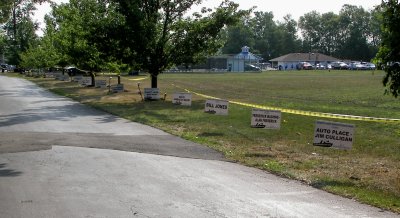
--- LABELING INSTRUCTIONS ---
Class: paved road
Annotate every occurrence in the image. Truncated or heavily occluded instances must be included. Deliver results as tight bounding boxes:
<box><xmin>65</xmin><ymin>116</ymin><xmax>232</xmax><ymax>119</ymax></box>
<box><xmin>0</xmin><ymin>75</ymin><xmax>398</xmax><ymax>218</ymax></box>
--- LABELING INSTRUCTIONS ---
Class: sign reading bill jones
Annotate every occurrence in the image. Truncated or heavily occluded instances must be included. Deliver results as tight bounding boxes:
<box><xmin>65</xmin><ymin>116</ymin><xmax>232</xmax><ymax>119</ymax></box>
<box><xmin>251</xmin><ymin>109</ymin><xmax>281</xmax><ymax>129</ymax></box>
<box><xmin>205</xmin><ymin>99</ymin><xmax>229</xmax><ymax>115</ymax></box>
<box><xmin>313</xmin><ymin>120</ymin><xmax>355</xmax><ymax>150</ymax></box>
<box><xmin>172</xmin><ymin>93</ymin><xmax>192</xmax><ymax>106</ymax></box>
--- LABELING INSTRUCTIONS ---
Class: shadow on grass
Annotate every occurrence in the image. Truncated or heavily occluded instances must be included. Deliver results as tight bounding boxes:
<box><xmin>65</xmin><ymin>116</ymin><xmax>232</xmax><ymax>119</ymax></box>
<box><xmin>311</xmin><ymin>178</ymin><xmax>355</xmax><ymax>189</ymax></box>
<box><xmin>197</xmin><ymin>132</ymin><xmax>225</xmax><ymax>137</ymax></box>
<box><xmin>244</xmin><ymin>152</ymin><xmax>276</xmax><ymax>158</ymax></box>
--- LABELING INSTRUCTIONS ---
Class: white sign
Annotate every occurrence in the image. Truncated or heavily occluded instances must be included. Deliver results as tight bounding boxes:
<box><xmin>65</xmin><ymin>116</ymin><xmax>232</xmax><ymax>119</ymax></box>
<box><xmin>95</xmin><ymin>80</ymin><xmax>107</xmax><ymax>88</ymax></box>
<box><xmin>172</xmin><ymin>93</ymin><xmax>192</xmax><ymax>106</ymax></box>
<box><xmin>62</xmin><ymin>75</ymin><xmax>70</xmax><ymax>81</ymax></box>
<box><xmin>73</xmin><ymin>75</ymin><xmax>83</xmax><ymax>82</ymax></box>
<box><xmin>205</xmin><ymin>99</ymin><xmax>229</xmax><ymax>115</ymax></box>
<box><xmin>251</xmin><ymin>109</ymin><xmax>281</xmax><ymax>129</ymax></box>
<box><xmin>144</xmin><ymin>88</ymin><xmax>160</xmax><ymax>100</ymax></box>
<box><xmin>111</xmin><ymin>84</ymin><xmax>124</xmax><ymax>93</ymax></box>
<box><xmin>45</xmin><ymin>73</ymin><xmax>54</xmax><ymax>78</ymax></box>
<box><xmin>55</xmin><ymin>74</ymin><xmax>69</xmax><ymax>81</ymax></box>
<box><xmin>79</xmin><ymin>77</ymin><xmax>92</xmax><ymax>86</ymax></box>
<box><xmin>54</xmin><ymin>73</ymin><xmax>63</xmax><ymax>80</ymax></box>
<box><xmin>313</xmin><ymin>120</ymin><xmax>355</xmax><ymax>150</ymax></box>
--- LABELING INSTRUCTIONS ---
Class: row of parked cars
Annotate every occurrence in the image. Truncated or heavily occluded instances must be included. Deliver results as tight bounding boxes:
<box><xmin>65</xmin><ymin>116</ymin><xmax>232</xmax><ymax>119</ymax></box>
<box><xmin>0</xmin><ymin>64</ymin><xmax>17</xmax><ymax>72</ymax></box>
<box><xmin>297</xmin><ymin>61</ymin><xmax>376</xmax><ymax>70</ymax></box>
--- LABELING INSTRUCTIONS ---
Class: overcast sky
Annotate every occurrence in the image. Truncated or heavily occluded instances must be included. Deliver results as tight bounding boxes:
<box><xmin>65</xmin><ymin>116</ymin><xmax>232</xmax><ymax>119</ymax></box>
<box><xmin>34</xmin><ymin>0</ymin><xmax>381</xmax><ymax>35</ymax></box>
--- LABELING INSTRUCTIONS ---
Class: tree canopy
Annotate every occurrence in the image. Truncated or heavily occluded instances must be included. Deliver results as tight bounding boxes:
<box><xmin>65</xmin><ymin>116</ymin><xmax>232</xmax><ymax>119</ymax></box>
<box><xmin>1</xmin><ymin>1</ymin><xmax>391</xmax><ymax>93</ymax></box>
<box><xmin>0</xmin><ymin>0</ymin><xmax>48</xmax><ymax>65</ymax></box>
<box><xmin>375</xmin><ymin>0</ymin><xmax>400</xmax><ymax>97</ymax></box>
<box><xmin>112</xmin><ymin>0</ymin><xmax>249</xmax><ymax>87</ymax></box>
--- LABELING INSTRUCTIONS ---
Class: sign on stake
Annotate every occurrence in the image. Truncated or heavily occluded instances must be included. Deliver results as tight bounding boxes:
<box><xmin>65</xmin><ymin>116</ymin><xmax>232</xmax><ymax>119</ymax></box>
<box><xmin>313</xmin><ymin>120</ymin><xmax>355</xmax><ymax>150</ymax></box>
<box><xmin>251</xmin><ymin>109</ymin><xmax>281</xmax><ymax>129</ymax></box>
<box><xmin>172</xmin><ymin>93</ymin><xmax>192</xmax><ymax>106</ymax></box>
<box><xmin>144</xmin><ymin>88</ymin><xmax>160</xmax><ymax>100</ymax></box>
<box><xmin>205</xmin><ymin>99</ymin><xmax>229</xmax><ymax>115</ymax></box>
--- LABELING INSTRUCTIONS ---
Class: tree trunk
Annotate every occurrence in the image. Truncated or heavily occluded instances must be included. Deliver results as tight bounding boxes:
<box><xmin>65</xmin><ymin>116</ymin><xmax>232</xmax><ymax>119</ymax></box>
<box><xmin>13</xmin><ymin>3</ymin><xmax>16</xmax><ymax>40</ymax></box>
<box><xmin>90</xmin><ymin>72</ymin><xmax>95</xmax><ymax>87</ymax></box>
<box><xmin>151</xmin><ymin>74</ymin><xmax>157</xmax><ymax>88</ymax></box>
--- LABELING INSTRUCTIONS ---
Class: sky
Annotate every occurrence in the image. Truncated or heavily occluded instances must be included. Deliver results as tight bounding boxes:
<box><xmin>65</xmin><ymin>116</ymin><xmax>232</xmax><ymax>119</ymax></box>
<box><xmin>34</xmin><ymin>0</ymin><xmax>382</xmax><ymax>35</ymax></box>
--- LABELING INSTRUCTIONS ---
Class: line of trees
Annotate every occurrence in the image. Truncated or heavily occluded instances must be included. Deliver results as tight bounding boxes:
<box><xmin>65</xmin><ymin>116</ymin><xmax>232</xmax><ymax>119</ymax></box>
<box><xmin>221</xmin><ymin>4</ymin><xmax>382</xmax><ymax>62</ymax></box>
<box><xmin>0</xmin><ymin>1</ymin><xmax>399</xmax><ymax>96</ymax></box>
<box><xmin>1</xmin><ymin>0</ymin><xmax>249</xmax><ymax>88</ymax></box>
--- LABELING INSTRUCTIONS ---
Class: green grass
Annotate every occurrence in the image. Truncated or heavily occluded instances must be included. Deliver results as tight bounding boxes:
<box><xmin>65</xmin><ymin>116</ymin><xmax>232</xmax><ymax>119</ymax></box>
<box><xmin>16</xmin><ymin>70</ymin><xmax>400</xmax><ymax>213</ymax></box>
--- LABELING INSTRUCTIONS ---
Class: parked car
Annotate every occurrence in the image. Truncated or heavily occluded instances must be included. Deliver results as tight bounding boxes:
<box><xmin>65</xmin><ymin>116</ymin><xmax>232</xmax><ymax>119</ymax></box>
<box><xmin>14</xmin><ymin>67</ymin><xmax>25</xmax><ymax>73</ymax></box>
<box><xmin>297</xmin><ymin>62</ymin><xmax>313</xmax><ymax>70</ymax></box>
<box><xmin>331</xmin><ymin>62</ymin><xmax>349</xmax><ymax>70</ymax></box>
<box><xmin>349</xmin><ymin>62</ymin><xmax>367</xmax><ymax>70</ymax></box>
<box><xmin>245</xmin><ymin>64</ymin><xmax>261</xmax><ymax>71</ymax></box>
<box><xmin>1</xmin><ymin>64</ymin><xmax>7</xmax><ymax>72</ymax></box>
<box><xmin>65</xmin><ymin>67</ymin><xmax>88</xmax><ymax>76</ymax></box>
<box><xmin>315</xmin><ymin>63</ymin><xmax>326</xmax><ymax>70</ymax></box>
<box><xmin>365</xmin><ymin>63</ymin><xmax>376</xmax><ymax>70</ymax></box>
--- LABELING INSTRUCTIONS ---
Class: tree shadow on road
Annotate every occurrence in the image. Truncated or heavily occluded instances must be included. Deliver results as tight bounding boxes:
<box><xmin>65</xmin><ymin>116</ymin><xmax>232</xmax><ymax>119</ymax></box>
<box><xmin>0</xmin><ymin>102</ymin><xmax>120</xmax><ymax>127</ymax></box>
<box><xmin>0</xmin><ymin>163</ymin><xmax>22</xmax><ymax>177</ymax></box>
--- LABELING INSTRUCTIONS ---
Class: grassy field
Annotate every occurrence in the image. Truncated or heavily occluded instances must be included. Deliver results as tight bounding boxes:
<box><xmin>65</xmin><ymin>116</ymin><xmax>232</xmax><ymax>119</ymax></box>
<box><xmin>16</xmin><ymin>70</ymin><xmax>400</xmax><ymax>213</ymax></box>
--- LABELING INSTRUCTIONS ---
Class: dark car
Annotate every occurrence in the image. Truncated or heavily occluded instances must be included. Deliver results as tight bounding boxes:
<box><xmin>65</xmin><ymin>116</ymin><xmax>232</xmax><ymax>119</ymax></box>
<box><xmin>1</xmin><ymin>64</ymin><xmax>7</xmax><ymax>72</ymax></box>
<box><xmin>14</xmin><ymin>67</ymin><xmax>26</xmax><ymax>73</ymax></box>
<box><xmin>65</xmin><ymin>67</ymin><xmax>88</xmax><ymax>76</ymax></box>
<box><xmin>245</xmin><ymin>64</ymin><xmax>261</xmax><ymax>71</ymax></box>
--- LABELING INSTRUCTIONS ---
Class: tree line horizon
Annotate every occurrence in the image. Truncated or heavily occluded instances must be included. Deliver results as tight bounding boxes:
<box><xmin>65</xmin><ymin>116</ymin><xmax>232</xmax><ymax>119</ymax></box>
<box><xmin>0</xmin><ymin>0</ymin><xmax>399</xmax><ymax>96</ymax></box>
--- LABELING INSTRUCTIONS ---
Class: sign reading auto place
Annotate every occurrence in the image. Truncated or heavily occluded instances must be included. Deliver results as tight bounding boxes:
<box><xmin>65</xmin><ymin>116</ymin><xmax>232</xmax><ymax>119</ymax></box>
<box><xmin>172</xmin><ymin>93</ymin><xmax>192</xmax><ymax>106</ymax></box>
<box><xmin>251</xmin><ymin>109</ymin><xmax>281</xmax><ymax>129</ymax></box>
<box><xmin>205</xmin><ymin>99</ymin><xmax>229</xmax><ymax>115</ymax></box>
<box><xmin>313</xmin><ymin>120</ymin><xmax>355</xmax><ymax>150</ymax></box>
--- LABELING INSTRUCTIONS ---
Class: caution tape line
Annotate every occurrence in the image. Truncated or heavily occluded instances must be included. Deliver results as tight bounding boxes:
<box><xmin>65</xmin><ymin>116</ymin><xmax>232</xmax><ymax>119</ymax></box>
<box><xmin>173</xmin><ymin>84</ymin><xmax>400</xmax><ymax>122</ymax></box>
<box><xmin>128</xmin><ymin>77</ymin><xmax>148</xmax><ymax>81</ymax></box>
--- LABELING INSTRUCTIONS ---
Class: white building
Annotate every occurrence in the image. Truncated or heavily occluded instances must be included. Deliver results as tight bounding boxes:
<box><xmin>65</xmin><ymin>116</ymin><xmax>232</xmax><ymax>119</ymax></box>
<box><xmin>227</xmin><ymin>46</ymin><xmax>263</xmax><ymax>72</ymax></box>
<box><xmin>270</xmin><ymin>53</ymin><xmax>339</xmax><ymax>70</ymax></box>
<box><xmin>191</xmin><ymin>46</ymin><xmax>263</xmax><ymax>72</ymax></box>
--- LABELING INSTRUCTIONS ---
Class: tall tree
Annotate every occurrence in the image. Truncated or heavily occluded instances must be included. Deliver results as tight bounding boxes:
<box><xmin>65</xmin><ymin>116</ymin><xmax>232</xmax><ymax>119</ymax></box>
<box><xmin>375</xmin><ymin>0</ymin><xmax>400</xmax><ymax>97</ymax></box>
<box><xmin>0</xmin><ymin>34</ymin><xmax>6</xmax><ymax>63</ymax></box>
<box><xmin>49</xmin><ymin>0</ymin><xmax>123</xmax><ymax>73</ymax></box>
<box><xmin>1</xmin><ymin>0</ymin><xmax>47</xmax><ymax>65</ymax></box>
<box><xmin>0</xmin><ymin>0</ymin><xmax>14</xmax><ymax>24</ymax></box>
<box><xmin>221</xmin><ymin>16</ymin><xmax>255</xmax><ymax>55</ymax></box>
<box><xmin>250</xmin><ymin>11</ymin><xmax>279</xmax><ymax>59</ymax></box>
<box><xmin>368</xmin><ymin>7</ymin><xmax>383</xmax><ymax>55</ymax></box>
<box><xmin>223</xmin><ymin>11</ymin><xmax>301</xmax><ymax>60</ymax></box>
<box><xmin>277</xmin><ymin>14</ymin><xmax>301</xmax><ymax>55</ymax></box>
<box><xmin>20</xmin><ymin>14</ymin><xmax>60</xmax><ymax>70</ymax></box>
<box><xmin>299</xmin><ymin>11</ymin><xmax>323</xmax><ymax>52</ymax></box>
<box><xmin>113</xmin><ymin>0</ymin><xmax>249</xmax><ymax>88</ymax></box>
<box><xmin>298</xmin><ymin>5</ymin><xmax>380</xmax><ymax>61</ymax></box>
<box><xmin>337</xmin><ymin>4</ymin><xmax>371</xmax><ymax>60</ymax></box>
<box><xmin>319</xmin><ymin>12</ymin><xmax>341</xmax><ymax>55</ymax></box>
